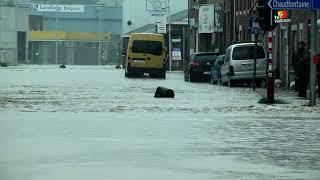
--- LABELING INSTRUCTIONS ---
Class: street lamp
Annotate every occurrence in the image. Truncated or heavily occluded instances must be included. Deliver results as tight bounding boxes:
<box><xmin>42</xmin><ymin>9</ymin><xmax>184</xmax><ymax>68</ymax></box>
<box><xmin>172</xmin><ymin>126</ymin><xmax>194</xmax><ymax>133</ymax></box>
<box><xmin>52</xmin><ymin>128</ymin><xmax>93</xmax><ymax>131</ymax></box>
<box><xmin>98</xmin><ymin>7</ymin><xmax>101</xmax><ymax>65</ymax></box>
<box><xmin>167</xmin><ymin>0</ymin><xmax>172</xmax><ymax>71</ymax></box>
<box><xmin>55</xmin><ymin>0</ymin><xmax>58</xmax><ymax>64</ymax></box>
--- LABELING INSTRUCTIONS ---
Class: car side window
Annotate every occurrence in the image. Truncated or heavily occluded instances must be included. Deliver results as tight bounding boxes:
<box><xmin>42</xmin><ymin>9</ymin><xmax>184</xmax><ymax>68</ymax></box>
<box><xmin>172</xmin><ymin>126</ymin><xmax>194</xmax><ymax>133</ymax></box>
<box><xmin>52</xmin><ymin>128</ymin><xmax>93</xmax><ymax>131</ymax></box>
<box><xmin>225</xmin><ymin>48</ymin><xmax>231</xmax><ymax>63</ymax></box>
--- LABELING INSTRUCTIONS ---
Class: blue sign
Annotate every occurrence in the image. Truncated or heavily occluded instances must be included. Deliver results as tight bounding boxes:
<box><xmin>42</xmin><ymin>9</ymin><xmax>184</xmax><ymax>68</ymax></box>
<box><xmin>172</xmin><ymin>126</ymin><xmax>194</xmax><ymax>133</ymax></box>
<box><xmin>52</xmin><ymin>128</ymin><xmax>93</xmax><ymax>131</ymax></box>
<box><xmin>268</xmin><ymin>0</ymin><xmax>312</xmax><ymax>10</ymax></box>
<box><xmin>249</xmin><ymin>17</ymin><xmax>265</xmax><ymax>34</ymax></box>
<box><xmin>313</xmin><ymin>0</ymin><xmax>320</xmax><ymax>9</ymax></box>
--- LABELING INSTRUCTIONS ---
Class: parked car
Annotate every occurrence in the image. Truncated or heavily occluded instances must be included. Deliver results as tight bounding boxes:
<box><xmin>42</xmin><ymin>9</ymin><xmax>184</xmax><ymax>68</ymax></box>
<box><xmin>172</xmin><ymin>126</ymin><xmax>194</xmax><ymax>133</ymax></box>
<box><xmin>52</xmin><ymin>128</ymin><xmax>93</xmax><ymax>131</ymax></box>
<box><xmin>184</xmin><ymin>52</ymin><xmax>219</xmax><ymax>82</ymax></box>
<box><xmin>220</xmin><ymin>42</ymin><xmax>267</xmax><ymax>86</ymax></box>
<box><xmin>210</xmin><ymin>55</ymin><xmax>225</xmax><ymax>84</ymax></box>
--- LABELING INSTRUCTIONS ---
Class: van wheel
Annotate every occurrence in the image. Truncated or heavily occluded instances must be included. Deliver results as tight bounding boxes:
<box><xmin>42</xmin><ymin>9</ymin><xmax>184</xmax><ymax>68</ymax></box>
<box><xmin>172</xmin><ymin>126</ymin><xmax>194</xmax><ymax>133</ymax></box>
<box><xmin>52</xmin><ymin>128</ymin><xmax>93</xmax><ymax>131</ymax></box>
<box><xmin>159</xmin><ymin>71</ymin><xmax>166</xmax><ymax>79</ymax></box>
<box><xmin>228</xmin><ymin>79</ymin><xmax>235</xmax><ymax>87</ymax></box>
<box><xmin>125</xmin><ymin>68</ymin><xmax>131</xmax><ymax>78</ymax></box>
<box><xmin>189</xmin><ymin>73</ymin><xmax>196</xmax><ymax>82</ymax></box>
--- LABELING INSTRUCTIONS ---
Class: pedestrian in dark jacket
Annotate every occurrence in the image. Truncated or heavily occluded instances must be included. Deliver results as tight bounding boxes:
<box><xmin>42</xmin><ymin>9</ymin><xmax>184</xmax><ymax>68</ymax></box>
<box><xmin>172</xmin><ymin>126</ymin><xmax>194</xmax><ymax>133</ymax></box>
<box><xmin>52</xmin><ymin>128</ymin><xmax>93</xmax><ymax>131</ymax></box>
<box><xmin>292</xmin><ymin>41</ymin><xmax>310</xmax><ymax>97</ymax></box>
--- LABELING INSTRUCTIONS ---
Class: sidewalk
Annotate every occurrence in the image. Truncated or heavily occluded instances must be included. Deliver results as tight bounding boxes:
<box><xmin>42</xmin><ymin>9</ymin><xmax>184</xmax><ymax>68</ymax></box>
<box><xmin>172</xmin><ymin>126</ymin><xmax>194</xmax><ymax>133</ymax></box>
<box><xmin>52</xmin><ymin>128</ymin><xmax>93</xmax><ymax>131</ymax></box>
<box><xmin>256</xmin><ymin>87</ymin><xmax>320</xmax><ymax>107</ymax></box>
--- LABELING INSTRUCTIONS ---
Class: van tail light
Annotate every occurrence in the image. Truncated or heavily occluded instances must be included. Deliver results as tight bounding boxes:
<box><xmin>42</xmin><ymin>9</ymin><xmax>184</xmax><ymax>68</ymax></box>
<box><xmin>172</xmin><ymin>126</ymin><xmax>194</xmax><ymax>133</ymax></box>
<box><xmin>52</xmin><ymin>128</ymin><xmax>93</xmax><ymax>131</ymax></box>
<box><xmin>127</xmin><ymin>57</ymin><xmax>132</xmax><ymax>67</ymax></box>
<box><xmin>229</xmin><ymin>65</ymin><xmax>235</xmax><ymax>76</ymax></box>
<box><xmin>191</xmin><ymin>61</ymin><xmax>200</xmax><ymax>68</ymax></box>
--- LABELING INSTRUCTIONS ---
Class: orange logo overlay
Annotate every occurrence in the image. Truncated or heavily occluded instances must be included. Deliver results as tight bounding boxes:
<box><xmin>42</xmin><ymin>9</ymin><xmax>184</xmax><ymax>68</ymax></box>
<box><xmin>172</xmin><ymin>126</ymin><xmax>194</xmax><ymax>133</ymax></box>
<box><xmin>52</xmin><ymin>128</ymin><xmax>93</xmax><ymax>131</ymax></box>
<box><xmin>277</xmin><ymin>10</ymin><xmax>288</xmax><ymax>19</ymax></box>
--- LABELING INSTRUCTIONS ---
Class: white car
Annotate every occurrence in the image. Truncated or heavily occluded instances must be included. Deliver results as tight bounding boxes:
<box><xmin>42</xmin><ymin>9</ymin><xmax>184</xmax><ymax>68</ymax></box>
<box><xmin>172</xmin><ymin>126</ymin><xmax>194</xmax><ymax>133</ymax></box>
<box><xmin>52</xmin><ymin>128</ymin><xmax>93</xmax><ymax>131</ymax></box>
<box><xmin>220</xmin><ymin>42</ymin><xmax>267</xmax><ymax>87</ymax></box>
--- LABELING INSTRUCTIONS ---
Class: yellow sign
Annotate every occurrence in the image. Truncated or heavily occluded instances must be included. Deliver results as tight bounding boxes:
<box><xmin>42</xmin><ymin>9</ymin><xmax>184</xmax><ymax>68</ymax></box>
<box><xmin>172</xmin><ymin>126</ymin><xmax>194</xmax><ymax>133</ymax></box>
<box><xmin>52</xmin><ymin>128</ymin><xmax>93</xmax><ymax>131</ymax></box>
<box><xmin>28</xmin><ymin>31</ymin><xmax>111</xmax><ymax>41</ymax></box>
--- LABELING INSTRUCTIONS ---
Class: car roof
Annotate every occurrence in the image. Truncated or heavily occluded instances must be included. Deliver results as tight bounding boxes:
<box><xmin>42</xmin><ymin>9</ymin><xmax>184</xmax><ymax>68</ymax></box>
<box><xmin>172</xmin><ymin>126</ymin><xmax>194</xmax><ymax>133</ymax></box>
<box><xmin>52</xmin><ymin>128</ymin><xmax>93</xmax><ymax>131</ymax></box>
<box><xmin>193</xmin><ymin>52</ymin><xmax>220</xmax><ymax>55</ymax></box>
<box><xmin>229</xmin><ymin>42</ymin><xmax>263</xmax><ymax>47</ymax></box>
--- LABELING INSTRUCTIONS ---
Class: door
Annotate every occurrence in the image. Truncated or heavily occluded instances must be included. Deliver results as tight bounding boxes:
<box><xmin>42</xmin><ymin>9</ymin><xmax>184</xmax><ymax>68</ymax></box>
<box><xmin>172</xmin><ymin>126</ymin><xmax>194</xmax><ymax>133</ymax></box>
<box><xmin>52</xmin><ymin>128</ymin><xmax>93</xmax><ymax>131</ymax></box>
<box><xmin>221</xmin><ymin>48</ymin><xmax>231</xmax><ymax>82</ymax></box>
<box><xmin>131</xmin><ymin>40</ymin><xmax>164</xmax><ymax>69</ymax></box>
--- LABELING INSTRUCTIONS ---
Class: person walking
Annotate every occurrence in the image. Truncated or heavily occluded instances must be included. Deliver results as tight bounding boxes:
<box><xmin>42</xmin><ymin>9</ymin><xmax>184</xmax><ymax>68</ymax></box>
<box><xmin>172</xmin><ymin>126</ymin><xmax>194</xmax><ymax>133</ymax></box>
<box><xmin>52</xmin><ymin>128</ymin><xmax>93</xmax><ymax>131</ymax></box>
<box><xmin>292</xmin><ymin>41</ymin><xmax>310</xmax><ymax>97</ymax></box>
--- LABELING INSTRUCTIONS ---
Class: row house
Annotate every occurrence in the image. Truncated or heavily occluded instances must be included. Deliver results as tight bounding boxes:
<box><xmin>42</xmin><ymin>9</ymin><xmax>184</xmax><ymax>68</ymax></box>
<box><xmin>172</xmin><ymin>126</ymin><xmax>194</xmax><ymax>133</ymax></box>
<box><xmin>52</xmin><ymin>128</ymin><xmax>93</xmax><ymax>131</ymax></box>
<box><xmin>222</xmin><ymin>0</ymin><xmax>320</xmax><ymax>87</ymax></box>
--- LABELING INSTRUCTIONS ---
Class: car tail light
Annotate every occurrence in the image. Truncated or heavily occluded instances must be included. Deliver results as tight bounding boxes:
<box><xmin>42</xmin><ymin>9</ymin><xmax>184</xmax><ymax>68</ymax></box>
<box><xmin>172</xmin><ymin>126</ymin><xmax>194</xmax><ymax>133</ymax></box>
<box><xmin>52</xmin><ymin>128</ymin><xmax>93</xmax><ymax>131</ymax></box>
<box><xmin>191</xmin><ymin>61</ymin><xmax>200</xmax><ymax>67</ymax></box>
<box><xmin>229</xmin><ymin>65</ymin><xmax>235</xmax><ymax>76</ymax></box>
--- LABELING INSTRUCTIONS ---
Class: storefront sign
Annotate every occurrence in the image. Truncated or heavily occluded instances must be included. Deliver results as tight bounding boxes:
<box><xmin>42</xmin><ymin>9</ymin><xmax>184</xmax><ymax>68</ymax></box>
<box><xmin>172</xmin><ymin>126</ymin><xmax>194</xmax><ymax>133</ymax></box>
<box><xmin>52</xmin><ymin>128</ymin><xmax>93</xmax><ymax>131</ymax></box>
<box><xmin>149</xmin><ymin>12</ymin><xmax>167</xmax><ymax>24</ymax></box>
<box><xmin>32</xmin><ymin>4</ymin><xmax>85</xmax><ymax>12</ymax></box>
<box><xmin>172</xmin><ymin>48</ymin><xmax>181</xmax><ymax>61</ymax></box>
<box><xmin>199</xmin><ymin>4</ymin><xmax>223</xmax><ymax>33</ymax></box>
<box><xmin>157</xmin><ymin>23</ymin><xmax>166</xmax><ymax>33</ymax></box>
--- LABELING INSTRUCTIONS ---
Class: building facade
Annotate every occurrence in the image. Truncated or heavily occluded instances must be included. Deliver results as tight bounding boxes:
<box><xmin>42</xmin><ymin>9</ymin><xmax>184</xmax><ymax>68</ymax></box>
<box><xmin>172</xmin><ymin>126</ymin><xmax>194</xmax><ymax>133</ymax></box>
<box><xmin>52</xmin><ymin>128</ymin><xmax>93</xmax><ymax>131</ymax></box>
<box><xmin>223</xmin><ymin>0</ymin><xmax>320</xmax><ymax>87</ymax></box>
<box><xmin>26</xmin><ymin>4</ymin><xmax>122</xmax><ymax>65</ymax></box>
<box><xmin>0</xmin><ymin>5</ymin><xmax>28</xmax><ymax>65</ymax></box>
<box><xmin>122</xmin><ymin>0</ymin><xmax>187</xmax><ymax>35</ymax></box>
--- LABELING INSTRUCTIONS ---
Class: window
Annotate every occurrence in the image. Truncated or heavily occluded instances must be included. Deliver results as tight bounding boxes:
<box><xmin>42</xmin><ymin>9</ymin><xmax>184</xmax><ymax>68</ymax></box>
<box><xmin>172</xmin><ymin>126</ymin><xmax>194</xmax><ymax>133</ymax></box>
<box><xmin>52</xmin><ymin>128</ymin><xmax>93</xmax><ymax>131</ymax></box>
<box><xmin>225</xmin><ymin>48</ymin><xmax>232</xmax><ymax>63</ymax></box>
<box><xmin>232</xmin><ymin>46</ymin><xmax>266</xmax><ymax>60</ymax></box>
<box><xmin>194</xmin><ymin>54</ymin><xmax>218</xmax><ymax>61</ymax></box>
<box><xmin>132</xmin><ymin>40</ymin><xmax>162</xmax><ymax>55</ymax></box>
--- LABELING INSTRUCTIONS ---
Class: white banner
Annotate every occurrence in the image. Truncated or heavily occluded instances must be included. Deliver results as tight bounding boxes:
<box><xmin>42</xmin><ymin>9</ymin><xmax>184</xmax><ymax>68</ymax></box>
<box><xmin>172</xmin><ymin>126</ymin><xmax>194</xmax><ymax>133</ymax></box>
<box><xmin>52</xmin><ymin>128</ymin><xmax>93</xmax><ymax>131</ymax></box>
<box><xmin>157</xmin><ymin>23</ymin><xmax>166</xmax><ymax>34</ymax></box>
<box><xmin>149</xmin><ymin>11</ymin><xmax>167</xmax><ymax>24</ymax></box>
<box><xmin>146</xmin><ymin>0</ymin><xmax>166</xmax><ymax>11</ymax></box>
<box><xmin>32</xmin><ymin>4</ymin><xmax>84</xmax><ymax>13</ymax></box>
<box><xmin>199</xmin><ymin>5</ymin><xmax>223</xmax><ymax>33</ymax></box>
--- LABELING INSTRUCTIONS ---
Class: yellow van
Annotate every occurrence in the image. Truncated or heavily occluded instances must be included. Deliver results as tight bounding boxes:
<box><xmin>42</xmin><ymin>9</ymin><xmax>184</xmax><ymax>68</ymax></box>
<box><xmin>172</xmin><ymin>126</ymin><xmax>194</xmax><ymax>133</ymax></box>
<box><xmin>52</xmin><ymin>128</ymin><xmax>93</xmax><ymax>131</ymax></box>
<box><xmin>125</xmin><ymin>33</ymin><xmax>167</xmax><ymax>78</ymax></box>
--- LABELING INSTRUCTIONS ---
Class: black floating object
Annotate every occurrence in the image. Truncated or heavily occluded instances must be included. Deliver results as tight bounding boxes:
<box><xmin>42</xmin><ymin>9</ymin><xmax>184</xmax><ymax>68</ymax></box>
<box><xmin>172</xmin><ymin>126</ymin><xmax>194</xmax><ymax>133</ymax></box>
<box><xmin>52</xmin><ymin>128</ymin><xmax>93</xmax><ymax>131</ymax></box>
<box><xmin>59</xmin><ymin>64</ymin><xmax>66</xmax><ymax>68</ymax></box>
<box><xmin>154</xmin><ymin>86</ymin><xmax>174</xmax><ymax>98</ymax></box>
<box><xmin>115</xmin><ymin>65</ymin><xmax>121</xmax><ymax>69</ymax></box>
<box><xmin>0</xmin><ymin>63</ymin><xmax>8</xmax><ymax>67</ymax></box>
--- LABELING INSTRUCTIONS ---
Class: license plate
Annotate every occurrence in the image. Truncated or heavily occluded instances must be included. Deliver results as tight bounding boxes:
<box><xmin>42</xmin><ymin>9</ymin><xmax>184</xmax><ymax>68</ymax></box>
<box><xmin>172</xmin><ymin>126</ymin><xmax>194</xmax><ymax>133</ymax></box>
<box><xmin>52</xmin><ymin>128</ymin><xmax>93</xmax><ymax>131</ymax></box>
<box><xmin>134</xmin><ymin>60</ymin><xmax>145</xmax><ymax>63</ymax></box>
<box><xmin>241</xmin><ymin>64</ymin><xmax>259</xmax><ymax>69</ymax></box>
<box><xmin>203</xmin><ymin>71</ymin><xmax>211</xmax><ymax>75</ymax></box>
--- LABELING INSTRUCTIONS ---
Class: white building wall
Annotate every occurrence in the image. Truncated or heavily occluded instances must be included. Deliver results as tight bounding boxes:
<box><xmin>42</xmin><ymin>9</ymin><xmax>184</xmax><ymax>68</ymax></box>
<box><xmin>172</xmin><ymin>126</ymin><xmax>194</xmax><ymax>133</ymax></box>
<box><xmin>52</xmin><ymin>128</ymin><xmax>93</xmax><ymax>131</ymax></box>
<box><xmin>122</xmin><ymin>0</ymin><xmax>187</xmax><ymax>34</ymax></box>
<box><xmin>0</xmin><ymin>6</ymin><xmax>28</xmax><ymax>65</ymax></box>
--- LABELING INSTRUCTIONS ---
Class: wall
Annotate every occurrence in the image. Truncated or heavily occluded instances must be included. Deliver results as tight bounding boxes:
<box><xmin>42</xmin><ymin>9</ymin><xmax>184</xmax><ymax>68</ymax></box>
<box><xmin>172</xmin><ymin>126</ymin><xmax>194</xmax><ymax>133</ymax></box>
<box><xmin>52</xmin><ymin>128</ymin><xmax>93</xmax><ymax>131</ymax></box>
<box><xmin>0</xmin><ymin>6</ymin><xmax>28</xmax><ymax>65</ymax></box>
<box><xmin>29</xmin><ymin>6</ymin><xmax>123</xmax><ymax>35</ymax></box>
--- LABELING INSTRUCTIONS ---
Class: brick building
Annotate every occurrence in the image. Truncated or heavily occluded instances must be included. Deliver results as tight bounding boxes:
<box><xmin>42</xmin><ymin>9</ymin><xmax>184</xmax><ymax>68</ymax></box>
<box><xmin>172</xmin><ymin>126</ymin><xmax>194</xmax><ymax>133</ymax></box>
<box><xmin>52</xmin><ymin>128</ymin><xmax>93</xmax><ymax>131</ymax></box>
<box><xmin>223</xmin><ymin>0</ymin><xmax>320</xmax><ymax>87</ymax></box>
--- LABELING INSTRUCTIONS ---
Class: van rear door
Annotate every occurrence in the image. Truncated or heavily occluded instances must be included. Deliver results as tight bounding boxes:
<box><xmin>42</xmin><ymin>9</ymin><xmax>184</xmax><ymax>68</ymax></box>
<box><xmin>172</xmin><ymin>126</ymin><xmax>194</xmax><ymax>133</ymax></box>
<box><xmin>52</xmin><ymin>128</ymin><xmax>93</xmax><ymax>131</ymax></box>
<box><xmin>131</xmin><ymin>40</ymin><xmax>164</xmax><ymax>69</ymax></box>
<box><xmin>231</xmin><ymin>45</ymin><xmax>267</xmax><ymax>74</ymax></box>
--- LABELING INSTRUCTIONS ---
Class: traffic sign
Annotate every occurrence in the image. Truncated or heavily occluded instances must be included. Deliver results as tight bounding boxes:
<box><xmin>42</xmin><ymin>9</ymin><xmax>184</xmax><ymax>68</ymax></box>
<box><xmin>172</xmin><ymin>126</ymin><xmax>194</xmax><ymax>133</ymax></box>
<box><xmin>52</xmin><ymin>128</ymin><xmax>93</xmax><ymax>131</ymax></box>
<box><xmin>249</xmin><ymin>17</ymin><xmax>266</xmax><ymax>34</ymax></box>
<box><xmin>313</xmin><ymin>0</ymin><xmax>320</xmax><ymax>9</ymax></box>
<box><xmin>268</xmin><ymin>0</ymin><xmax>312</xmax><ymax>10</ymax></box>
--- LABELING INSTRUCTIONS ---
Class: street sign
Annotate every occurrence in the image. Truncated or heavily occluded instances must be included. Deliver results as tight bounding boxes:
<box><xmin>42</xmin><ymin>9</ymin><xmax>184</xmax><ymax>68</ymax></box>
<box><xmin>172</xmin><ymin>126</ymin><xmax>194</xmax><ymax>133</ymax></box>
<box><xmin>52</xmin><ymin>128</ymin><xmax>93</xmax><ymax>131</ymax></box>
<box><xmin>249</xmin><ymin>17</ymin><xmax>265</xmax><ymax>34</ymax></box>
<box><xmin>313</xmin><ymin>0</ymin><xmax>320</xmax><ymax>9</ymax></box>
<box><xmin>268</xmin><ymin>0</ymin><xmax>311</xmax><ymax>10</ymax></box>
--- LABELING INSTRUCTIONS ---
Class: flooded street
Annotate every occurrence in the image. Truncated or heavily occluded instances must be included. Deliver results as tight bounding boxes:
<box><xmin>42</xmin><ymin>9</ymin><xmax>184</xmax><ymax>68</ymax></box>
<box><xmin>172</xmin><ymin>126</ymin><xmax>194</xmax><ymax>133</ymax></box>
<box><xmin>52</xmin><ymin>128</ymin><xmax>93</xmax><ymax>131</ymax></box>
<box><xmin>0</xmin><ymin>65</ymin><xmax>319</xmax><ymax>180</ymax></box>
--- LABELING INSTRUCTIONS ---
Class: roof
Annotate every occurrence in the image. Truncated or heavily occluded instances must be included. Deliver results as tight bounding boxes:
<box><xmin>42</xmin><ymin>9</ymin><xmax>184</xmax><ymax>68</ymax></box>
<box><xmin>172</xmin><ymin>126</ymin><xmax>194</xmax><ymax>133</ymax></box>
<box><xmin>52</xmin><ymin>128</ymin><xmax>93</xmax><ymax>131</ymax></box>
<box><xmin>124</xmin><ymin>9</ymin><xmax>188</xmax><ymax>36</ymax></box>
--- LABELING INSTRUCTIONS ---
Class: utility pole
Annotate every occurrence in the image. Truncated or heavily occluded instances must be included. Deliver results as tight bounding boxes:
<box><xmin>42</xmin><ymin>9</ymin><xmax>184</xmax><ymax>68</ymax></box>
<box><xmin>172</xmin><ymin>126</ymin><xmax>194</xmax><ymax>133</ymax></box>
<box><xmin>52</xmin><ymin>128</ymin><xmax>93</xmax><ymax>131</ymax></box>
<box><xmin>187</xmin><ymin>0</ymin><xmax>191</xmax><ymax>62</ymax></box>
<box><xmin>167</xmin><ymin>0</ymin><xmax>172</xmax><ymax>71</ymax></box>
<box><xmin>55</xmin><ymin>1</ymin><xmax>58</xmax><ymax>64</ymax></box>
<box><xmin>310</xmin><ymin>10</ymin><xmax>317</xmax><ymax>106</ymax></box>
<box><xmin>98</xmin><ymin>7</ymin><xmax>101</xmax><ymax>65</ymax></box>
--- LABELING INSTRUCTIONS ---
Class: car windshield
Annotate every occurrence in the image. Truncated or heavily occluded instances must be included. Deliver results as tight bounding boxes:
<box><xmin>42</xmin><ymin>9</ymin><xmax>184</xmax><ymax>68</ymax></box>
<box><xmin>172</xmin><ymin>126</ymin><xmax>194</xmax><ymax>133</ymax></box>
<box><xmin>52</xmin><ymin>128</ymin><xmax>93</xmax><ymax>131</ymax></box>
<box><xmin>132</xmin><ymin>40</ymin><xmax>162</xmax><ymax>55</ymax></box>
<box><xmin>232</xmin><ymin>46</ymin><xmax>265</xmax><ymax>60</ymax></box>
<box><xmin>194</xmin><ymin>54</ymin><xmax>218</xmax><ymax>61</ymax></box>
